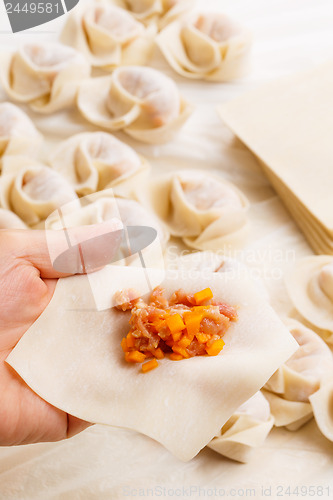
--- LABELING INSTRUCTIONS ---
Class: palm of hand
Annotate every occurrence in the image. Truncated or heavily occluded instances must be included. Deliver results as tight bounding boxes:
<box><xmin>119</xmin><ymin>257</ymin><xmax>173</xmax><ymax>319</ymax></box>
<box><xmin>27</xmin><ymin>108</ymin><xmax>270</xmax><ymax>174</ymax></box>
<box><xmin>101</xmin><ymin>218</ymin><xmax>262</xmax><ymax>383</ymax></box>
<box><xmin>0</xmin><ymin>236</ymin><xmax>88</xmax><ymax>446</ymax></box>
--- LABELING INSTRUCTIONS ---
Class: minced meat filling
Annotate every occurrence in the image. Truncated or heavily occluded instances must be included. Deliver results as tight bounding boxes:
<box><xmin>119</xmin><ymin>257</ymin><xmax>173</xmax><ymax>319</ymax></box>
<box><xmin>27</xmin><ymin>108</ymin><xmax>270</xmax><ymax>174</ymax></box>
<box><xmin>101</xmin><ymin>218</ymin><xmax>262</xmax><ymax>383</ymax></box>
<box><xmin>115</xmin><ymin>286</ymin><xmax>238</xmax><ymax>372</ymax></box>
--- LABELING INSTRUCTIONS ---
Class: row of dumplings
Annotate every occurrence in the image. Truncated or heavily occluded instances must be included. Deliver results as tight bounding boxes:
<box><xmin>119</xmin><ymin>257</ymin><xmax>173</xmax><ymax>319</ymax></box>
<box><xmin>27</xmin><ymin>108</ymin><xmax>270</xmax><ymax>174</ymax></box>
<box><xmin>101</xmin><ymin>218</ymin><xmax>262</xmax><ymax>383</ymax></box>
<box><xmin>0</xmin><ymin>3</ymin><xmax>251</xmax><ymax>143</ymax></box>
<box><xmin>0</xmin><ymin>102</ymin><xmax>249</xmax><ymax>251</ymax></box>
<box><xmin>0</xmin><ymin>45</ymin><xmax>191</xmax><ymax>143</ymax></box>
<box><xmin>61</xmin><ymin>0</ymin><xmax>251</xmax><ymax>81</ymax></box>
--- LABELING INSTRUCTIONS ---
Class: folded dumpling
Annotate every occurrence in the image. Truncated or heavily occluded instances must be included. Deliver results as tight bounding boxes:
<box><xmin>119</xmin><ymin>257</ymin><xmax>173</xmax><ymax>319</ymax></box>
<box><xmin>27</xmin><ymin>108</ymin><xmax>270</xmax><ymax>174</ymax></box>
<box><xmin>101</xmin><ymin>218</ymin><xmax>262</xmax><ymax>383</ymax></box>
<box><xmin>136</xmin><ymin>169</ymin><xmax>249</xmax><ymax>250</ymax></box>
<box><xmin>309</xmin><ymin>379</ymin><xmax>333</xmax><ymax>443</ymax></box>
<box><xmin>49</xmin><ymin>132</ymin><xmax>150</xmax><ymax>196</ymax></box>
<box><xmin>45</xmin><ymin>194</ymin><xmax>169</xmax><ymax>250</ymax></box>
<box><xmin>208</xmin><ymin>391</ymin><xmax>274</xmax><ymax>463</ymax></box>
<box><xmin>157</xmin><ymin>12</ymin><xmax>252</xmax><ymax>81</ymax></box>
<box><xmin>0</xmin><ymin>158</ymin><xmax>79</xmax><ymax>226</ymax></box>
<box><xmin>0</xmin><ymin>208</ymin><xmax>27</xmax><ymax>229</ymax></box>
<box><xmin>285</xmin><ymin>255</ymin><xmax>333</xmax><ymax>341</ymax></box>
<box><xmin>110</xmin><ymin>0</ymin><xmax>193</xmax><ymax>30</ymax></box>
<box><xmin>60</xmin><ymin>3</ymin><xmax>155</xmax><ymax>69</ymax></box>
<box><xmin>0</xmin><ymin>103</ymin><xmax>42</xmax><ymax>165</ymax></box>
<box><xmin>263</xmin><ymin>319</ymin><xmax>333</xmax><ymax>431</ymax></box>
<box><xmin>6</xmin><ymin>256</ymin><xmax>297</xmax><ymax>460</ymax></box>
<box><xmin>0</xmin><ymin>43</ymin><xmax>91</xmax><ymax>113</ymax></box>
<box><xmin>77</xmin><ymin>66</ymin><xmax>193</xmax><ymax>143</ymax></box>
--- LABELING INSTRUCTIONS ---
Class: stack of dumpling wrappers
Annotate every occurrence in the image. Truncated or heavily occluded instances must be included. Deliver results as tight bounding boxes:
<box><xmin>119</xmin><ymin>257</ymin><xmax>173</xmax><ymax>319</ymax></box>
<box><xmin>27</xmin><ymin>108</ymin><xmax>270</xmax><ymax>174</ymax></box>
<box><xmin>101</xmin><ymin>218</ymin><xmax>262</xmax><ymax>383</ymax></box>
<box><xmin>219</xmin><ymin>61</ymin><xmax>333</xmax><ymax>255</ymax></box>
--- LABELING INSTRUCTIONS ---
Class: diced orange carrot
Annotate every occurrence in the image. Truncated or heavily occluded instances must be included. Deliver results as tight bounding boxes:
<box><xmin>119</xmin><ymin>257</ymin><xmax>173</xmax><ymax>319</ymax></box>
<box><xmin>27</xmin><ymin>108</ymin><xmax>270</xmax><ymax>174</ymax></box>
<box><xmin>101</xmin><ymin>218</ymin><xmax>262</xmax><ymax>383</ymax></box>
<box><xmin>172</xmin><ymin>345</ymin><xmax>190</xmax><ymax>358</ymax></box>
<box><xmin>178</xmin><ymin>335</ymin><xmax>192</xmax><ymax>348</ymax></box>
<box><xmin>142</xmin><ymin>359</ymin><xmax>159</xmax><ymax>373</ymax></box>
<box><xmin>121</xmin><ymin>338</ymin><xmax>128</xmax><ymax>353</ymax></box>
<box><xmin>183</xmin><ymin>311</ymin><xmax>203</xmax><ymax>337</ymax></box>
<box><xmin>169</xmin><ymin>353</ymin><xmax>184</xmax><ymax>361</ymax></box>
<box><xmin>206</xmin><ymin>339</ymin><xmax>225</xmax><ymax>356</ymax></box>
<box><xmin>166</xmin><ymin>313</ymin><xmax>185</xmax><ymax>334</ymax></box>
<box><xmin>126</xmin><ymin>350</ymin><xmax>146</xmax><ymax>363</ymax></box>
<box><xmin>153</xmin><ymin>318</ymin><xmax>166</xmax><ymax>331</ymax></box>
<box><xmin>151</xmin><ymin>347</ymin><xmax>164</xmax><ymax>360</ymax></box>
<box><xmin>126</xmin><ymin>333</ymin><xmax>135</xmax><ymax>348</ymax></box>
<box><xmin>196</xmin><ymin>333</ymin><xmax>209</xmax><ymax>344</ymax></box>
<box><xmin>194</xmin><ymin>288</ymin><xmax>213</xmax><ymax>305</ymax></box>
<box><xmin>172</xmin><ymin>331</ymin><xmax>182</xmax><ymax>342</ymax></box>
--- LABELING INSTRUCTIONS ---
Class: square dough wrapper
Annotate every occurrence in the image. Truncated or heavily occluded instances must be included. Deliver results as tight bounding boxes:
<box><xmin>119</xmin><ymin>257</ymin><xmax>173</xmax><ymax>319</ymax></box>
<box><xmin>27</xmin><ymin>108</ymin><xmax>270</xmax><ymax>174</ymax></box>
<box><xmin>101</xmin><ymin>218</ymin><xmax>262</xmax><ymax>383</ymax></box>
<box><xmin>6</xmin><ymin>266</ymin><xmax>297</xmax><ymax>461</ymax></box>
<box><xmin>219</xmin><ymin>62</ymin><xmax>333</xmax><ymax>238</ymax></box>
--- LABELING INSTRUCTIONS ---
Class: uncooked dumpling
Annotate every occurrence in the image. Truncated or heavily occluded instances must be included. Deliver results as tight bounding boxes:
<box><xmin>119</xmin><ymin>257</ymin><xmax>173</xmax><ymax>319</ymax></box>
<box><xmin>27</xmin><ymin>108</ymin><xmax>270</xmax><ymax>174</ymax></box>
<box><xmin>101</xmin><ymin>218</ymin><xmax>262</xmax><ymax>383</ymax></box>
<box><xmin>0</xmin><ymin>103</ymin><xmax>42</xmax><ymax>164</ymax></box>
<box><xmin>136</xmin><ymin>169</ymin><xmax>249</xmax><ymax>250</ymax></box>
<box><xmin>0</xmin><ymin>208</ymin><xmax>27</xmax><ymax>229</ymax></box>
<box><xmin>286</xmin><ymin>255</ymin><xmax>333</xmax><ymax>337</ymax></box>
<box><xmin>110</xmin><ymin>0</ymin><xmax>192</xmax><ymax>30</ymax></box>
<box><xmin>263</xmin><ymin>319</ymin><xmax>333</xmax><ymax>430</ymax></box>
<box><xmin>0</xmin><ymin>159</ymin><xmax>79</xmax><ymax>226</ymax></box>
<box><xmin>157</xmin><ymin>12</ymin><xmax>252</xmax><ymax>81</ymax></box>
<box><xmin>61</xmin><ymin>3</ymin><xmax>155</xmax><ymax>69</ymax></box>
<box><xmin>0</xmin><ymin>43</ymin><xmax>90</xmax><ymax>113</ymax></box>
<box><xmin>45</xmin><ymin>195</ymin><xmax>169</xmax><ymax>250</ymax></box>
<box><xmin>6</xmin><ymin>257</ymin><xmax>297</xmax><ymax>460</ymax></box>
<box><xmin>208</xmin><ymin>391</ymin><xmax>274</xmax><ymax>463</ymax></box>
<box><xmin>49</xmin><ymin>132</ymin><xmax>150</xmax><ymax>196</ymax></box>
<box><xmin>77</xmin><ymin>66</ymin><xmax>193</xmax><ymax>143</ymax></box>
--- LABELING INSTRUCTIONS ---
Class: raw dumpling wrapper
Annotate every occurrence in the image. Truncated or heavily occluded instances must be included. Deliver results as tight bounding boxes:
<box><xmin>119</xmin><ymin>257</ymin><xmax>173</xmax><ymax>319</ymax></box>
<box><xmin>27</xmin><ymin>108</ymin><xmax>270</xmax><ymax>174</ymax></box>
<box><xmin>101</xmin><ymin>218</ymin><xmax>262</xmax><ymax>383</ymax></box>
<box><xmin>0</xmin><ymin>43</ymin><xmax>90</xmax><ymax>113</ymax></box>
<box><xmin>77</xmin><ymin>66</ymin><xmax>193</xmax><ymax>144</ymax></box>
<box><xmin>49</xmin><ymin>132</ymin><xmax>150</xmax><ymax>197</ymax></box>
<box><xmin>6</xmin><ymin>255</ymin><xmax>297</xmax><ymax>460</ymax></box>
<box><xmin>45</xmin><ymin>195</ymin><xmax>169</xmax><ymax>248</ymax></box>
<box><xmin>136</xmin><ymin>169</ymin><xmax>249</xmax><ymax>250</ymax></box>
<box><xmin>45</xmin><ymin>194</ymin><xmax>169</xmax><ymax>277</ymax></box>
<box><xmin>309</xmin><ymin>379</ymin><xmax>333</xmax><ymax>444</ymax></box>
<box><xmin>263</xmin><ymin>319</ymin><xmax>333</xmax><ymax>431</ymax></box>
<box><xmin>61</xmin><ymin>3</ymin><xmax>156</xmax><ymax>69</ymax></box>
<box><xmin>0</xmin><ymin>158</ymin><xmax>79</xmax><ymax>226</ymax></box>
<box><xmin>110</xmin><ymin>0</ymin><xmax>193</xmax><ymax>30</ymax></box>
<box><xmin>157</xmin><ymin>12</ymin><xmax>252</xmax><ymax>81</ymax></box>
<box><xmin>286</xmin><ymin>255</ymin><xmax>333</xmax><ymax>340</ymax></box>
<box><xmin>0</xmin><ymin>208</ymin><xmax>27</xmax><ymax>229</ymax></box>
<box><xmin>208</xmin><ymin>391</ymin><xmax>274</xmax><ymax>463</ymax></box>
<box><xmin>0</xmin><ymin>103</ymin><xmax>42</xmax><ymax>165</ymax></box>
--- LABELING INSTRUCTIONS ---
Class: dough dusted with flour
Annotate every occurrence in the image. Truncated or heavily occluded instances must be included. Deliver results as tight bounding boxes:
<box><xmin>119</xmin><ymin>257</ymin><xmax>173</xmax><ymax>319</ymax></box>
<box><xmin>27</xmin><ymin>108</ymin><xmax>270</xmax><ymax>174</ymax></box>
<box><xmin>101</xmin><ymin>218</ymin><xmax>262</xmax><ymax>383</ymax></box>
<box><xmin>0</xmin><ymin>43</ymin><xmax>90</xmax><ymax>113</ymax></box>
<box><xmin>49</xmin><ymin>132</ymin><xmax>150</xmax><ymax>197</ymax></box>
<box><xmin>77</xmin><ymin>66</ymin><xmax>193</xmax><ymax>143</ymax></box>
<box><xmin>109</xmin><ymin>0</ymin><xmax>193</xmax><ymax>30</ymax></box>
<box><xmin>286</xmin><ymin>256</ymin><xmax>333</xmax><ymax>338</ymax></box>
<box><xmin>0</xmin><ymin>103</ymin><xmax>42</xmax><ymax>165</ymax></box>
<box><xmin>157</xmin><ymin>12</ymin><xmax>251</xmax><ymax>81</ymax></box>
<box><xmin>0</xmin><ymin>158</ymin><xmax>79</xmax><ymax>226</ymax></box>
<box><xmin>0</xmin><ymin>208</ymin><xmax>27</xmax><ymax>229</ymax></box>
<box><xmin>61</xmin><ymin>3</ymin><xmax>156</xmax><ymax>69</ymax></box>
<box><xmin>136</xmin><ymin>169</ymin><xmax>249</xmax><ymax>250</ymax></box>
<box><xmin>208</xmin><ymin>391</ymin><xmax>274</xmax><ymax>463</ymax></box>
<box><xmin>263</xmin><ymin>319</ymin><xmax>333</xmax><ymax>431</ymax></box>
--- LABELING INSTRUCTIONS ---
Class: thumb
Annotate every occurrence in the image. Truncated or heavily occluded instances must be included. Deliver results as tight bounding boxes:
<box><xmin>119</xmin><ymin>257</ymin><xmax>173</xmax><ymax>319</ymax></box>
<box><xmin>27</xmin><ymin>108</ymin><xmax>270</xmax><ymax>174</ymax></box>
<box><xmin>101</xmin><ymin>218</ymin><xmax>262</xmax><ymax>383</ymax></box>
<box><xmin>3</xmin><ymin>219</ymin><xmax>123</xmax><ymax>279</ymax></box>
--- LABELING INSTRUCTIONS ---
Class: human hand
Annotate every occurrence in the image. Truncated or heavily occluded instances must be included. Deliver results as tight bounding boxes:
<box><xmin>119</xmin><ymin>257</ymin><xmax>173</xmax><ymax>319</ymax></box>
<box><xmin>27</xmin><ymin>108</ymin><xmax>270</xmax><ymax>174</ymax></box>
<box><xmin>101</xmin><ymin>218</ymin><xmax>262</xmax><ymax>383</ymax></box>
<box><xmin>0</xmin><ymin>221</ymin><xmax>122</xmax><ymax>446</ymax></box>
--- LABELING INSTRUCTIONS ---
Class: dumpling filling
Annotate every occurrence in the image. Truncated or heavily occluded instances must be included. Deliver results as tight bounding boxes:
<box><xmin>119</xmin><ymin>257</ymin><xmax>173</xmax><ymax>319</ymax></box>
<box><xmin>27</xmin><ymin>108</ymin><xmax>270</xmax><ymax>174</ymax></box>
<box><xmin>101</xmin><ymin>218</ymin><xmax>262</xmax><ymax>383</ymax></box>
<box><xmin>116</xmin><ymin>286</ymin><xmax>238</xmax><ymax>372</ymax></box>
